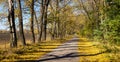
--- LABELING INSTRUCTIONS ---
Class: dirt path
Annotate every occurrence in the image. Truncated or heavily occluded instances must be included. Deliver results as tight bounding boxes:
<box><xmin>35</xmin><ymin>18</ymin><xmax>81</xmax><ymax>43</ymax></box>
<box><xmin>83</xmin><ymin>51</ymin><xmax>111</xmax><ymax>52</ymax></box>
<box><xmin>38</xmin><ymin>37</ymin><xmax>80</xmax><ymax>62</ymax></box>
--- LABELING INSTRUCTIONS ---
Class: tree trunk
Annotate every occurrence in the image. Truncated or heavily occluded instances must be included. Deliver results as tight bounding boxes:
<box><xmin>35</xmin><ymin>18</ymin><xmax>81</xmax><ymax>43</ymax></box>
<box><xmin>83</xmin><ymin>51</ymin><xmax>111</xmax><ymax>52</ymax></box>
<box><xmin>17</xmin><ymin>0</ymin><xmax>26</xmax><ymax>46</ymax></box>
<box><xmin>56</xmin><ymin>0</ymin><xmax>60</xmax><ymax>38</ymax></box>
<box><xmin>30</xmin><ymin>0</ymin><xmax>35</xmax><ymax>43</ymax></box>
<box><xmin>43</xmin><ymin>0</ymin><xmax>50</xmax><ymax>40</ymax></box>
<box><xmin>38</xmin><ymin>0</ymin><xmax>44</xmax><ymax>42</ymax></box>
<box><xmin>34</xmin><ymin>11</ymin><xmax>40</xmax><ymax>34</ymax></box>
<box><xmin>8</xmin><ymin>0</ymin><xmax>17</xmax><ymax>48</ymax></box>
<box><xmin>43</xmin><ymin>4</ymin><xmax>47</xmax><ymax>40</ymax></box>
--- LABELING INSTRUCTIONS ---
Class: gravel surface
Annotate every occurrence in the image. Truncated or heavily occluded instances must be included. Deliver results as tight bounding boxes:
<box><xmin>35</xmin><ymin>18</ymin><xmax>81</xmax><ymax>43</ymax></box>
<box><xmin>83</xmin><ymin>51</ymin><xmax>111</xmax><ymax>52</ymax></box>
<box><xmin>38</xmin><ymin>37</ymin><xmax>80</xmax><ymax>62</ymax></box>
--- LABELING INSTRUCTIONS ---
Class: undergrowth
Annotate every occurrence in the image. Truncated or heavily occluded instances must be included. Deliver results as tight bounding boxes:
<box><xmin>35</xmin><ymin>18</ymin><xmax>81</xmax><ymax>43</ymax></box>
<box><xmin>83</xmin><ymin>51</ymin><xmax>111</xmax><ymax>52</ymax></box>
<box><xmin>78</xmin><ymin>38</ymin><xmax>120</xmax><ymax>62</ymax></box>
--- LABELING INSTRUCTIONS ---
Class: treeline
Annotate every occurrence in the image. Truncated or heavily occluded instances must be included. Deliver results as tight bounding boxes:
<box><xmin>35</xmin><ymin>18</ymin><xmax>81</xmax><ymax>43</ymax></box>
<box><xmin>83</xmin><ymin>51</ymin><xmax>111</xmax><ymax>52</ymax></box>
<box><xmin>76</xmin><ymin>0</ymin><xmax>120</xmax><ymax>44</ymax></box>
<box><xmin>1</xmin><ymin>0</ymin><xmax>119</xmax><ymax>48</ymax></box>
<box><xmin>0</xmin><ymin>0</ymin><xmax>79</xmax><ymax>48</ymax></box>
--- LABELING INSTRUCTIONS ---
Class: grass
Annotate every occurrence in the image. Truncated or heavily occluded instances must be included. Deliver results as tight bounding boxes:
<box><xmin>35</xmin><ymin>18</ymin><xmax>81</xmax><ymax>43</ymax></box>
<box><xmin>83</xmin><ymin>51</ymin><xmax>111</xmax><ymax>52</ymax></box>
<box><xmin>78</xmin><ymin>38</ymin><xmax>120</xmax><ymax>62</ymax></box>
<box><xmin>0</xmin><ymin>36</ymin><xmax>72</xmax><ymax>62</ymax></box>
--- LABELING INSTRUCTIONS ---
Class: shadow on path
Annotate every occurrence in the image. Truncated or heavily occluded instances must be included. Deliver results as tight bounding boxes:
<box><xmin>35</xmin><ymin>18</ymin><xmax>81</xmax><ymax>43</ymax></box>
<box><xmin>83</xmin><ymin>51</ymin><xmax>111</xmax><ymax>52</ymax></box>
<box><xmin>16</xmin><ymin>51</ymin><xmax>106</xmax><ymax>62</ymax></box>
<box><xmin>16</xmin><ymin>37</ymin><xmax>106</xmax><ymax>62</ymax></box>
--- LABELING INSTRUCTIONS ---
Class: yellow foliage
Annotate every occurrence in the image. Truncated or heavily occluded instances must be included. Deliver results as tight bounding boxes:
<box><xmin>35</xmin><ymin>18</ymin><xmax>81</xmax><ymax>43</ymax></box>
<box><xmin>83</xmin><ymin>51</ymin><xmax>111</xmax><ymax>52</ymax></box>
<box><xmin>0</xmin><ymin>37</ymin><xmax>71</xmax><ymax>62</ymax></box>
<box><xmin>78</xmin><ymin>38</ymin><xmax>113</xmax><ymax>62</ymax></box>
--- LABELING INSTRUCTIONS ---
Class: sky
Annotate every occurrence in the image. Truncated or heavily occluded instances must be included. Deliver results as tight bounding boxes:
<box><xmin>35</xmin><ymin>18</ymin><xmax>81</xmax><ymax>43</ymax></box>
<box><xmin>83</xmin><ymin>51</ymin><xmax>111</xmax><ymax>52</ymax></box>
<box><xmin>0</xmin><ymin>4</ymin><xmax>7</xmax><ymax>30</ymax></box>
<box><xmin>0</xmin><ymin>0</ymin><xmax>81</xmax><ymax>30</ymax></box>
<box><xmin>0</xmin><ymin>1</ymin><xmax>40</xmax><ymax>30</ymax></box>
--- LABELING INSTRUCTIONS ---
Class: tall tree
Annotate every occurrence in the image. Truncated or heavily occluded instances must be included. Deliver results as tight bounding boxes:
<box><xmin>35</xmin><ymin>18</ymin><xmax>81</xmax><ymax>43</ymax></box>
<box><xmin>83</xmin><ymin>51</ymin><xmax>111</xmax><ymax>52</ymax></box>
<box><xmin>56</xmin><ymin>0</ymin><xmax>60</xmax><ymax>38</ymax></box>
<box><xmin>38</xmin><ymin>0</ymin><xmax>44</xmax><ymax>42</ymax></box>
<box><xmin>43</xmin><ymin>0</ymin><xmax>51</xmax><ymax>40</ymax></box>
<box><xmin>8</xmin><ymin>0</ymin><xmax>17</xmax><ymax>47</ymax></box>
<box><xmin>30</xmin><ymin>0</ymin><xmax>35</xmax><ymax>43</ymax></box>
<box><xmin>17</xmin><ymin>0</ymin><xmax>26</xmax><ymax>46</ymax></box>
<box><xmin>38</xmin><ymin>0</ymin><xmax>50</xmax><ymax>41</ymax></box>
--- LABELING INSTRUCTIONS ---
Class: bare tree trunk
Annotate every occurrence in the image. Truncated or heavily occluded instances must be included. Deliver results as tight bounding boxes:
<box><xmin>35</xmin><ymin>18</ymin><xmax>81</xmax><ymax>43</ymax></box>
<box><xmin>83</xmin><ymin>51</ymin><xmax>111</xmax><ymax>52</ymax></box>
<box><xmin>34</xmin><ymin>11</ymin><xmax>40</xmax><ymax>34</ymax></box>
<box><xmin>37</xmin><ymin>0</ymin><xmax>50</xmax><ymax>41</ymax></box>
<box><xmin>43</xmin><ymin>0</ymin><xmax>50</xmax><ymax>40</ymax></box>
<box><xmin>8</xmin><ymin>0</ymin><xmax>17</xmax><ymax>48</ymax></box>
<box><xmin>56</xmin><ymin>0</ymin><xmax>60</xmax><ymax>38</ymax></box>
<box><xmin>43</xmin><ymin>2</ymin><xmax>47</xmax><ymax>40</ymax></box>
<box><xmin>17</xmin><ymin>0</ymin><xmax>26</xmax><ymax>46</ymax></box>
<box><xmin>38</xmin><ymin>0</ymin><xmax>44</xmax><ymax>42</ymax></box>
<box><xmin>52</xmin><ymin>21</ymin><xmax>56</xmax><ymax>39</ymax></box>
<box><xmin>30</xmin><ymin>0</ymin><xmax>35</xmax><ymax>43</ymax></box>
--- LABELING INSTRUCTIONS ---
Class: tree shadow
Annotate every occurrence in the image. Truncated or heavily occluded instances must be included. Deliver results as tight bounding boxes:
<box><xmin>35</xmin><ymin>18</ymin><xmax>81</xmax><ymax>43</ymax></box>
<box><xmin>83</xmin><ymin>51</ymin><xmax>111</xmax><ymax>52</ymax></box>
<box><xmin>38</xmin><ymin>51</ymin><xmax>106</xmax><ymax>62</ymax></box>
<box><xmin>16</xmin><ymin>37</ymin><xmax>97</xmax><ymax>62</ymax></box>
<box><xmin>16</xmin><ymin>51</ymin><xmax>106</xmax><ymax>62</ymax></box>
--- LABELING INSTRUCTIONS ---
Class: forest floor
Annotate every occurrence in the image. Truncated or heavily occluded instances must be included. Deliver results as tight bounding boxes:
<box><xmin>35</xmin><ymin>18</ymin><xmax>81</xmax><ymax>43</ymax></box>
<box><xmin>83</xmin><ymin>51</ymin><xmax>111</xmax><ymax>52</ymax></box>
<box><xmin>0</xmin><ymin>36</ymin><xmax>120</xmax><ymax>62</ymax></box>
<box><xmin>37</xmin><ymin>37</ymin><xmax>120</xmax><ymax>62</ymax></box>
<box><xmin>0</xmin><ymin>36</ymin><xmax>72</xmax><ymax>62</ymax></box>
<box><xmin>78</xmin><ymin>38</ymin><xmax>120</xmax><ymax>62</ymax></box>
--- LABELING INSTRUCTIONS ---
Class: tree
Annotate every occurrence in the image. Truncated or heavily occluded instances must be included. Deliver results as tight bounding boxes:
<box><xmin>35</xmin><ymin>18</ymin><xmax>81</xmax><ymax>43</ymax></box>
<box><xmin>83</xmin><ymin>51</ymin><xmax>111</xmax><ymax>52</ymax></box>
<box><xmin>37</xmin><ymin>0</ymin><xmax>44</xmax><ymax>42</ymax></box>
<box><xmin>30</xmin><ymin>0</ymin><xmax>35</xmax><ymax>43</ymax></box>
<box><xmin>8</xmin><ymin>0</ymin><xmax>17</xmax><ymax>47</ymax></box>
<box><xmin>38</xmin><ymin>0</ymin><xmax>50</xmax><ymax>41</ymax></box>
<box><xmin>43</xmin><ymin>0</ymin><xmax>51</xmax><ymax>40</ymax></box>
<box><xmin>17</xmin><ymin>0</ymin><xmax>26</xmax><ymax>46</ymax></box>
